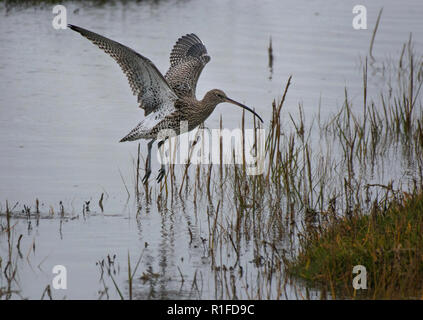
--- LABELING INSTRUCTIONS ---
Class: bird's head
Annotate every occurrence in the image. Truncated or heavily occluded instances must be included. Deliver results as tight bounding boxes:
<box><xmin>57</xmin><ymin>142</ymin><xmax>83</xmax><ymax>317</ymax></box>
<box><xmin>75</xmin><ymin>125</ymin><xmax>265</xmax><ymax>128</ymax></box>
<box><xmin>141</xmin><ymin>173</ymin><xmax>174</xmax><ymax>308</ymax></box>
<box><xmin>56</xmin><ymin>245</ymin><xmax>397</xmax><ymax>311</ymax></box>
<box><xmin>204</xmin><ymin>89</ymin><xmax>263</xmax><ymax>123</ymax></box>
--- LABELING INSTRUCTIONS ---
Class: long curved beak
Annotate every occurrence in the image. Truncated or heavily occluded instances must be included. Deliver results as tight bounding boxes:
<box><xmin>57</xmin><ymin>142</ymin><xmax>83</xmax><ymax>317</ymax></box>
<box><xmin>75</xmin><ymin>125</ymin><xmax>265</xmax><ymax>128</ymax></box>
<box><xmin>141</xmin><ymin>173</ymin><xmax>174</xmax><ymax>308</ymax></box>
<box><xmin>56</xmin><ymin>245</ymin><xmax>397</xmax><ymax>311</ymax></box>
<box><xmin>225</xmin><ymin>97</ymin><xmax>263</xmax><ymax>123</ymax></box>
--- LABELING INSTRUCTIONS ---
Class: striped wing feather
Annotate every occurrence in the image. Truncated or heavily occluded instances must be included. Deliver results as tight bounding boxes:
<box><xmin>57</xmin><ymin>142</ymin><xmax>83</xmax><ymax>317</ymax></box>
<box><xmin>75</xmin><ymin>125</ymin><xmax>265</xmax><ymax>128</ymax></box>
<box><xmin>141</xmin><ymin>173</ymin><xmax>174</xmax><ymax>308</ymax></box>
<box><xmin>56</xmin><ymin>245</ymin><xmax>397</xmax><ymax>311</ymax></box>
<box><xmin>68</xmin><ymin>24</ymin><xmax>177</xmax><ymax>116</ymax></box>
<box><xmin>165</xmin><ymin>33</ymin><xmax>210</xmax><ymax>98</ymax></box>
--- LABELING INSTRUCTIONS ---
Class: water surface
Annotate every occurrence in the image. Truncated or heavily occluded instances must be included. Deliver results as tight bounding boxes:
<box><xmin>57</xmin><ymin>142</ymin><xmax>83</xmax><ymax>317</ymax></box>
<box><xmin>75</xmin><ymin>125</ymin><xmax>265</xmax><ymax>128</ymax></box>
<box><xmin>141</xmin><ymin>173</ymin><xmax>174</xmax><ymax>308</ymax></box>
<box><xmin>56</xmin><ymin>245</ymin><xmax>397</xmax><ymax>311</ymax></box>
<box><xmin>0</xmin><ymin>0</ymin><xmax>422</xmax><ymax>299</ymax></box>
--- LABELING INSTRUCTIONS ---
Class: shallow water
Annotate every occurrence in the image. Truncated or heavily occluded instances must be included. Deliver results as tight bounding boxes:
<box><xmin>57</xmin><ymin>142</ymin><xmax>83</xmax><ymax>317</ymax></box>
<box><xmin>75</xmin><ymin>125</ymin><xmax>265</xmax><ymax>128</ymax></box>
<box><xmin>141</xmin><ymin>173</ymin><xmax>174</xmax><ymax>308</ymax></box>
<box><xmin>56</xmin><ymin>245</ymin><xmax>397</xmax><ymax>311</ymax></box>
<box><xmin>0</xmin><ymin>0</ymin><xmax>422</xmax><ymax>299</ymax></box>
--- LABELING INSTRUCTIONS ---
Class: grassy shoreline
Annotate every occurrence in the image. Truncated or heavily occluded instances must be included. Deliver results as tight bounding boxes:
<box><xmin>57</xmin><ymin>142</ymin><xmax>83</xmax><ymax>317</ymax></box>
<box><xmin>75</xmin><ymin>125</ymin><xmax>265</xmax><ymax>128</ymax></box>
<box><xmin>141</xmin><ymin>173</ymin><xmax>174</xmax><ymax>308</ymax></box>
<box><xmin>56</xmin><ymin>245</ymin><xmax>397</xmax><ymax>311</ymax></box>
<box><xmin>287</xmin><ymin>191</ymin><xmax>423</xmax><ymax>299</ymax></box>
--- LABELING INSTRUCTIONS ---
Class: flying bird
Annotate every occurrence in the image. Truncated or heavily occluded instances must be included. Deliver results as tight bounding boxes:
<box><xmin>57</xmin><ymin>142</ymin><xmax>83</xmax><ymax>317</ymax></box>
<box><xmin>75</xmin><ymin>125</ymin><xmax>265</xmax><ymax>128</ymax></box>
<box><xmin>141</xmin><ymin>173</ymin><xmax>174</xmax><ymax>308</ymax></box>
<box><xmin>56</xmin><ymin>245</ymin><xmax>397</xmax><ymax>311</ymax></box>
<box><xmin>68</xmin><ymin>25</ymin><xmax>263</xmax><ymax>183</ymax></box>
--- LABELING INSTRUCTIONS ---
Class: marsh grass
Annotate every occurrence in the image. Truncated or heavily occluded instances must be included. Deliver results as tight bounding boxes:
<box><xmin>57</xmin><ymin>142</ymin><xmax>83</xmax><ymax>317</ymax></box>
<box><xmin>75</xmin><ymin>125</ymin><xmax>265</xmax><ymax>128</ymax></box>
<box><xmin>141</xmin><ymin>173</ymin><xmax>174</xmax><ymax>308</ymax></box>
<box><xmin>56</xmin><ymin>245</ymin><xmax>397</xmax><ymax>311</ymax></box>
<box><xmin>288</xmin><ymin>191</ymin><xmax>423</xmax><ymax>299</ymax></box>
<box><xmin>132</xmin><ymin>34</ymin><xmax>423</xmax><ymax>299</ymax></box>
<box><xmin>0</xmin><ymin>202</ymin><xmax>23</xmax><ymax>299</ymax></box>
<box><xmin>0</xmin><ymin>198</ymin><xmax>89</xmax><ymax>300</ymax></box>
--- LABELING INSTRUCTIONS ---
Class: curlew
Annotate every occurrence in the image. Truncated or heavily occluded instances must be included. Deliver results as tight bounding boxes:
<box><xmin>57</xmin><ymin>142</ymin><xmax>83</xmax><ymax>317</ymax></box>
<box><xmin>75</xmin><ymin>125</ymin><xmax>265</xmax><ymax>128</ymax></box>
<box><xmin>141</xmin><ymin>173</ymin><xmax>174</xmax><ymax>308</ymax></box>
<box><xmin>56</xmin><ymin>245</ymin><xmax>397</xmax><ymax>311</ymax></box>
<box><xmin>68</xmin><ymin>25</ymin><xmax>263</xmax><ymax>183</ymax></box>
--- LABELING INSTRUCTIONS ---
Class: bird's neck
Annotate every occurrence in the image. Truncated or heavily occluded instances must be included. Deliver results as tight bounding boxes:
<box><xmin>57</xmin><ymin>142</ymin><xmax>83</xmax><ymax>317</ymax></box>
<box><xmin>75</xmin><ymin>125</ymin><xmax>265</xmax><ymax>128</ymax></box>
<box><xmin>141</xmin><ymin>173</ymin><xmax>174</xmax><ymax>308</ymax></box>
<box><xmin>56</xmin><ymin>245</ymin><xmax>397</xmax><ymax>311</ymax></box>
<box><xmin>179</xmin><ymin>95</ymin><xmax>216</xmax><ymax>130</ymax></box>
<box><xmin>200</xmin><ymin>93</ymin><xmax>219</xmax><ymax>111</ymax></box>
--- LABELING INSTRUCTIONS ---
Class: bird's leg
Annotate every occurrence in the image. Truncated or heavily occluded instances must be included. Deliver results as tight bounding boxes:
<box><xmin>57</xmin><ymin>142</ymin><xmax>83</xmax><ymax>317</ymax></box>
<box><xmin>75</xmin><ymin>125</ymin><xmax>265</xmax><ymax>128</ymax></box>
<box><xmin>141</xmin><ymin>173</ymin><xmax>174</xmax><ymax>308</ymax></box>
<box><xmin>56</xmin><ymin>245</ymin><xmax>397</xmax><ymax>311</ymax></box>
<box><xmin>142</xmin><ymin>139</ymin><xmax>154</xmax><ymax>184</ymax></box>
<box><xmin>157</xmin><ymin>139</ymin><xmax>166</xmax><ymax>149</ymax></box>
<box><xmin>156</xmin><ymin>138</ymin><xmax>167</xmax><ymax>183</ymax></box>
<box><xmin>200</xmin><ymin>122</ymin><xmax>210</xmax><ymax>133</ymax></box>
<box><xmin>157</xmin><ymin>164</ymin><xmax>166</xmax><ymax>183</ymax></box>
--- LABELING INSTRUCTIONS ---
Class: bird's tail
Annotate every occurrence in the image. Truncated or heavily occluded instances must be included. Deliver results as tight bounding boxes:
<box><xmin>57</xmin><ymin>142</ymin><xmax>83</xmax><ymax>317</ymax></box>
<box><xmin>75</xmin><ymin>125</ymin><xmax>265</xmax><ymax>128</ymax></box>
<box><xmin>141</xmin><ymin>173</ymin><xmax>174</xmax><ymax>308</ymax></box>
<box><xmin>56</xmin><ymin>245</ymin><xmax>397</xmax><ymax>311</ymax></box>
<box><xmin>119</xmin><ymin>131</ymin><xmax>137</xmax><ymax>142</ymax></box>
<box><xmin>119</xmin><ymin>135</ymin><xmax>131</xmax><ymax>142</ymax></box>
<box><xmin>119</xmin><ymin>123</ymin><xmax>146</xmax><ymax>142</ymax></box>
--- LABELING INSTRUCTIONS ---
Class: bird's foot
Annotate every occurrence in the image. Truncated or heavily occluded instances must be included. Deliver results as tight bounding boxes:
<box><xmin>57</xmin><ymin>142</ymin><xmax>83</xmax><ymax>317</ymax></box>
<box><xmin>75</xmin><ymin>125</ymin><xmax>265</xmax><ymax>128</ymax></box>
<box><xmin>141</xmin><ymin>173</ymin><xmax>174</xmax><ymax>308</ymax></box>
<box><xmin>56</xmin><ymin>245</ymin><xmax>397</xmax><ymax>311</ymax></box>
<box><xmin>142</xmin><ymin>169</ymin><xmax>151</xmax><ymax>184</ymax></box>
<box><xmin>156</xmin><ymin>167</ymin><xmax>166</xmax><ymax>183</ymax></box>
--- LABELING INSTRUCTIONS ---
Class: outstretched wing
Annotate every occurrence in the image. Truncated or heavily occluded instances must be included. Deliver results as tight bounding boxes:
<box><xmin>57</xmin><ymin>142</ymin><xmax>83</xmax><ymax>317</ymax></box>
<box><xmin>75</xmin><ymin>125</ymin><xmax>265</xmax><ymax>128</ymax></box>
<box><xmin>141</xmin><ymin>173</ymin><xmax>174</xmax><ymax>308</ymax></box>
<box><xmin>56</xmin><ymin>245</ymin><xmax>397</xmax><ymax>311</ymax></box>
<box><xmin>68</xmin><ymin>25</ymin><xmax>178</xmax><ymax>116</ymax></box>
<box><xmin>165</xmin><ymin>34</ymin><xmax>210</xmax><ymax>98</ymax></box>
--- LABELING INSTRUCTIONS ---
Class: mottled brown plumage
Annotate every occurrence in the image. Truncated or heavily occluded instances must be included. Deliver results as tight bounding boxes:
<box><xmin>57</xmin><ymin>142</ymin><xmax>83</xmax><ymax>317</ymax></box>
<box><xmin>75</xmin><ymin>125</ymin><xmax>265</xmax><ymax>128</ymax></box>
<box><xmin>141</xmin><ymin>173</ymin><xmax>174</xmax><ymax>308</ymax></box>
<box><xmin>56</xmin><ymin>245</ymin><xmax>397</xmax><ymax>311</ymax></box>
<box><xmin>166</xmin><ymin>33</ymin><xmax>210</xmax><ymax>98</ymax></box>
<box><xmin>69</xmin><ymin>25</ymin><xmax>263</xmax><ymax>183</ymax></box>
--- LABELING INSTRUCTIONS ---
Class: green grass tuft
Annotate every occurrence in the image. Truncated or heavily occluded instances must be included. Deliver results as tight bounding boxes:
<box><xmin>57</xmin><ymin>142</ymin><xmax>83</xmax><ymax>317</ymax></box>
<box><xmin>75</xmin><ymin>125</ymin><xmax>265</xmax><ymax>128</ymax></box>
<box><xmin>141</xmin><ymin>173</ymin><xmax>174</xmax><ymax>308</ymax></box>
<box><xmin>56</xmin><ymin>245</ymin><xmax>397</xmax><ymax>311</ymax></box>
<box><xmin>287</xmin><ymin>192</ymin><xmax>423</xmax><ymax>299</ymax></box>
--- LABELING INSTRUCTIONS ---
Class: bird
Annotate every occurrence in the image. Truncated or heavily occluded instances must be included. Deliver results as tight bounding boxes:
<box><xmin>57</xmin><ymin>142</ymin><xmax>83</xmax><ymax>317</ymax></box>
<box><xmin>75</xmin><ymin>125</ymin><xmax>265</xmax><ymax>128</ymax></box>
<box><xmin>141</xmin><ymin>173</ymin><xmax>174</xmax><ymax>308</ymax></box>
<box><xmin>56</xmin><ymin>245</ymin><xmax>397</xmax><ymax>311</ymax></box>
<box><xmin>68</xmin><ymin>25</ymin><xmax>263</xmax><ymax>183</ymax></box>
